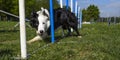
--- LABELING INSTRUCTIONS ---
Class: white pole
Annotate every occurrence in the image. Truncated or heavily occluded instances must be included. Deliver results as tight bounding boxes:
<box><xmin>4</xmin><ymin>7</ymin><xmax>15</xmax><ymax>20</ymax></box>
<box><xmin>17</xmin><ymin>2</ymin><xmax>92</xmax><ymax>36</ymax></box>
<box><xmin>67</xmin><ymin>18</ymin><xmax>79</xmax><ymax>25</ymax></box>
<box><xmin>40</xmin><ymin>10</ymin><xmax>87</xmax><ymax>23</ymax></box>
<box><xmin>71</xmin><ymin>0</ymin><xmax>73</xmax><ymax>12</ymax></box>
<box><xmin>60</xmin><ymin>0</ymin><xmax>63</xmax><ymax>8</ymax></box>
<box><xmin>78</xmin><ymin>7</ymin><xmax>80</xmax><ymax>18</ymax></box>
<box><xmin>19</xmin><ymin>0</ymin><xmax>27</xmax><ymax>59</ymax></box>
<box><xmin>78</xmin><ymin>7</ymin><xmax>80</xmax><ymax>28</ymax></box>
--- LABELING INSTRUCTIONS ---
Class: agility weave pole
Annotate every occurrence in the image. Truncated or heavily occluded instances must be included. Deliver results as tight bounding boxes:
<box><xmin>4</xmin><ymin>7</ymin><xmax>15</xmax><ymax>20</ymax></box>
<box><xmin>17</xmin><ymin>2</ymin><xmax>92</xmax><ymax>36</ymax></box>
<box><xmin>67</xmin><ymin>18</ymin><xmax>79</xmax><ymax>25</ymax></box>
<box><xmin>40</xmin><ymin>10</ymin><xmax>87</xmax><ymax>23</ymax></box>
<box><xmin>50</xmin><ymin>0</ymin><xmax>55</xmax><ymax>43</ymax></box>
<box><xmin>66</xmin><ymin>0</ymin><xmax>82</xmax><ymax>29</ymax></box>
<box><xmin>0</xmin><ymin>10</ymin><xmax>31</xmax><ymax>28</ymax></box>
<box><xmin>78</xmin><ymin>7</ymin><xmax>82</xmax><ymax>28</ymax></box>
<box><xmin>19</xmin><ymin>0</ymin><xmax>27</xmax><ymax>59</ymax></box>
<box><xmin>60</xmin><ymin>0</ymin><xmax>63</xmax><ymax>8</ymax></box>
<box><xmin>66</xmin><ymin>0</ymin><xmax>69</xmax><ymax>9</ymax></box>
<box><xmin>74</xmin><ymin>0</ymin><xmax>82</xmax><ymax>29</ymax></box>
<box><xmin>59</xmin><ymin>0</ymin><xmax>69</xmax><ymax>9</ymax></box>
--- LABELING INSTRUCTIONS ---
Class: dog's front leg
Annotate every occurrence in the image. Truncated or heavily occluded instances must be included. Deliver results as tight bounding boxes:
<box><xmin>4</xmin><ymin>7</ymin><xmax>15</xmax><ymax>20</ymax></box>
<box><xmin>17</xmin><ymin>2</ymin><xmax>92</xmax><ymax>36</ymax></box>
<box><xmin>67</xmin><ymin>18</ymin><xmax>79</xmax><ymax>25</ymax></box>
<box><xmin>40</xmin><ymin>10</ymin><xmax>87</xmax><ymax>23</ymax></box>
<box><xmin>27</xmin><ymin>35</ymin><xmax>42</xmax><ymax>44</ymax></box>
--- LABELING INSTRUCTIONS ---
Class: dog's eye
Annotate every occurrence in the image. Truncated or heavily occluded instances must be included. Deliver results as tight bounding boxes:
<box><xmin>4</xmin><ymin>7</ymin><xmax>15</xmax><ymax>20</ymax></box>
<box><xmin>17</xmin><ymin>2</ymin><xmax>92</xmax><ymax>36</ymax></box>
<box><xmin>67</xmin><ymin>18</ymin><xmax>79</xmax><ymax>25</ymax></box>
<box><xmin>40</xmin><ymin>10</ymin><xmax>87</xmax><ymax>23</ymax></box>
<box><xmin>43</xmin><ymin>22</ymin><xmax>45</xmax><ymax>24</ymax></box>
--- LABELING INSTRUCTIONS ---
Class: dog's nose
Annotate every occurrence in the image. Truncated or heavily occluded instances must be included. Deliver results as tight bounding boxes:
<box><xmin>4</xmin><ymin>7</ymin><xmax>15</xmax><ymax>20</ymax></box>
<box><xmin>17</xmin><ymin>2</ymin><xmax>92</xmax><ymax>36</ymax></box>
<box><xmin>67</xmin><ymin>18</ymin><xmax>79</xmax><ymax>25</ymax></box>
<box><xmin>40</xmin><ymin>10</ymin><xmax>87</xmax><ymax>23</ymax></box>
<box><xmin>40</xmin><ymin>30</ymin><xmax>43</xmax><ymax>33</ymax></box>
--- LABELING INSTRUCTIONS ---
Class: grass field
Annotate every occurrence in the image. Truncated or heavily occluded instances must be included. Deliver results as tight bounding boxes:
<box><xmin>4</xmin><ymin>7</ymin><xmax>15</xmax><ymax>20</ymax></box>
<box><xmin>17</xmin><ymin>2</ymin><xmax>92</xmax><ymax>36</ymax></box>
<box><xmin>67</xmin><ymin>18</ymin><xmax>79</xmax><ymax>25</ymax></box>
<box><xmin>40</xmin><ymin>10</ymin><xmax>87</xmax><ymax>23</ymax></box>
<box><xmin>0</xmin><ymin>21</ymin><xmax>120</xmax><ymax>60</ymax></box>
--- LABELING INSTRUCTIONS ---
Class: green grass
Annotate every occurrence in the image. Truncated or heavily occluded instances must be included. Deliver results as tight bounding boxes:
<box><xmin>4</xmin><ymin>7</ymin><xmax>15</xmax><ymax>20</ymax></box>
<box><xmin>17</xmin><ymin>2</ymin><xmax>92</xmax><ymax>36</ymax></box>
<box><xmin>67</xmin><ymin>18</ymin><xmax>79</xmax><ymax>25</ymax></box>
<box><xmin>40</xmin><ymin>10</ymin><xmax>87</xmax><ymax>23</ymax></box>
<box><xmin>0</xmin><ymin>21</ymin><xmax>120</xmax><ymax>60</ymax></box>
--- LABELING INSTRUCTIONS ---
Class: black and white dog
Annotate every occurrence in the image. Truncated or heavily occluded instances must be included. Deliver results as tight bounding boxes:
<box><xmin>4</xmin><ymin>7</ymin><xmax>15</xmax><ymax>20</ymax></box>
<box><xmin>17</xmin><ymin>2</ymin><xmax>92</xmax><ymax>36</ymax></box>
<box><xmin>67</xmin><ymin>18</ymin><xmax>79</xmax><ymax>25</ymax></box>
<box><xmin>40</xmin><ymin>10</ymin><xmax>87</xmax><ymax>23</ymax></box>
<box><xmin>27</xmin><ymin>7</ymin><xmax>81</xmax><ymax>43</ymax></box>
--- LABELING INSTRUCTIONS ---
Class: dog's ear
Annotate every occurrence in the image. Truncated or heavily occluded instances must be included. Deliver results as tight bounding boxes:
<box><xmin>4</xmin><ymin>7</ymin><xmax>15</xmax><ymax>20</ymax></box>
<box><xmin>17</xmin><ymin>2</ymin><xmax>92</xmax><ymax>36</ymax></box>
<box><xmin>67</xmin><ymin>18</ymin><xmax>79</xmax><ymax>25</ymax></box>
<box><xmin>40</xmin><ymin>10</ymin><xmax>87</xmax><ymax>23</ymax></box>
<box><xmin>31</xmin><ymin>11</ymin><xmax>38</xmax><ymax>18</ymax></box>
<box><xmin>43</xmin><ymin>9</ymin><xmax>49</xmax><ymax>18</ymax></box>
<box><xmin>30</xmin><ymin>11</ymin><xmax>38</xmax><ymax>29</ymax></box>
<box><xmin>41</xmin><ymin>7</ymin><xmax>44</xmax><ymax>11</ymax></box>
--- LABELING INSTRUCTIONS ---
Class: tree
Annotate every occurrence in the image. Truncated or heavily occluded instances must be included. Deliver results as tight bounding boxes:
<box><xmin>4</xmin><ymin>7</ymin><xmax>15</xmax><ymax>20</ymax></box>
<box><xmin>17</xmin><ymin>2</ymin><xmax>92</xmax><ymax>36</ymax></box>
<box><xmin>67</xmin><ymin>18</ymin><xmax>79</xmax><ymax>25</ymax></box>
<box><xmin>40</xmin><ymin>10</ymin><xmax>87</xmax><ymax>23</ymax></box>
<box><xmin>87</xmin><ymin>5</ymin><xmax>100</xmax><ymax>21</ymax></box>
<box><xmin>0</xmin><ymin>0</ymin><xmax>14</xmax><ymax>12</ymax></box>
<box><xmin>25</xmin><ymin>0</ymin><xmax>59</xmax><ymax>18</ymax></box>
<box><xmin>82</xmin><ymin>5</ymin><xmax>100</xmax><ymax>22</ymax></box>
<box><xmin>0</xmin><ymin>0</ymin><xmax>60</xmax><ymax>20</ymax></box>
<box><xmin>82</xmin><ymin>9</ymin><xmax>89</xmax><ymax>22</ymax></box>
<box><xmin>0</xmin><ymin>0</ymin><xmax>15</xmax><ymax>20</ymax></box>
<box><xmin>11</xmin><ymin>0</ymin><xmax>19</xmax><ymax>15</ymax></box>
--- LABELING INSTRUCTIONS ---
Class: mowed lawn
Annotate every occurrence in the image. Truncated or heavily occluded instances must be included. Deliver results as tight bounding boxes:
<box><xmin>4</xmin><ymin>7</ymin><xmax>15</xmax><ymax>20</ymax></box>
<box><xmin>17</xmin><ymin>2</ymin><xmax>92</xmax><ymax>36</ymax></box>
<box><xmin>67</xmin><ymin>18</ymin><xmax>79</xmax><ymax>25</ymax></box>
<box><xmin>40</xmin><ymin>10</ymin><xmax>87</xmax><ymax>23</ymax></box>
<box><xmin>0</xmin><ymin>21</ymin><xmax>120</xmax><ymax>60</ymax></box>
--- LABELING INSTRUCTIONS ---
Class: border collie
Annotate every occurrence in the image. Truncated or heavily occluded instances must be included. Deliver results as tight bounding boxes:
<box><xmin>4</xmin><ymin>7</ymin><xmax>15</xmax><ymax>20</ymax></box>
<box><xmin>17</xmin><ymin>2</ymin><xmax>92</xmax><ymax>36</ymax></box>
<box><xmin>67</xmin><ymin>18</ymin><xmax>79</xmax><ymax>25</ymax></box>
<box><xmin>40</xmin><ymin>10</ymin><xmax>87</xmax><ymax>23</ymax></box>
<box><xmin>27</xmin><ymin>7</ymin><xmax>81</xmax><ymax>43</ymax></box>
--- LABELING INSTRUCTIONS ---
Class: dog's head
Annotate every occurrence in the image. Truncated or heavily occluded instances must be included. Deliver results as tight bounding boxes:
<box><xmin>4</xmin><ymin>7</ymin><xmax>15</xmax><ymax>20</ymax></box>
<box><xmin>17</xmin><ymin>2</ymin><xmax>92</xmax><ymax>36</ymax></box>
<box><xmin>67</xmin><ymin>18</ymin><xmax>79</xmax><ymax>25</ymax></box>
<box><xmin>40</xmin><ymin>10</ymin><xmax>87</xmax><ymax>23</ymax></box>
<box><xmin>30</xmin><ymin>7</ymin><xmax>50</xmax><ymax>35</ymax></box>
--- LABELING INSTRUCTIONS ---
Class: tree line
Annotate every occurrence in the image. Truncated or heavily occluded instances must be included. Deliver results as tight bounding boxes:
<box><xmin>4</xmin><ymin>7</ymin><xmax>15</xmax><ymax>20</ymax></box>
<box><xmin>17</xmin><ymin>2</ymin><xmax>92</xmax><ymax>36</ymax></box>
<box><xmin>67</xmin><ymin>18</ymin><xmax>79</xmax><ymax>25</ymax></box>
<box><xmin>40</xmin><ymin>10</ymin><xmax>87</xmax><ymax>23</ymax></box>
<box><xmin>98</xmin><ymin>17</ymin><xmax>120</xmax><ymax>23</ymax></box>
<box><xmin>0</xmin><ymin>0</ymin><xmax>59</xmax><ymax>21</ymax></box>
<box><xmin>0</xmin><ymin>0</ymin><xmax>101</xmax><ymax>22</ymax></box>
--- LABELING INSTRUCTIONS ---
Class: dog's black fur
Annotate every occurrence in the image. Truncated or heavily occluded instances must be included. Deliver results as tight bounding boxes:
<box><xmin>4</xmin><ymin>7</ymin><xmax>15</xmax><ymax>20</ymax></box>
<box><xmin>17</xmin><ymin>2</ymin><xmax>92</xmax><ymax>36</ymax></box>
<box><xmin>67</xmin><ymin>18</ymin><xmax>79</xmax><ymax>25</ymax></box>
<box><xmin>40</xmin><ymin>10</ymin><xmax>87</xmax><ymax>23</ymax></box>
<box><xmin>30</xmin><ymin>8</ymin><xmax>80</xmax><ymax>36</ymax></box>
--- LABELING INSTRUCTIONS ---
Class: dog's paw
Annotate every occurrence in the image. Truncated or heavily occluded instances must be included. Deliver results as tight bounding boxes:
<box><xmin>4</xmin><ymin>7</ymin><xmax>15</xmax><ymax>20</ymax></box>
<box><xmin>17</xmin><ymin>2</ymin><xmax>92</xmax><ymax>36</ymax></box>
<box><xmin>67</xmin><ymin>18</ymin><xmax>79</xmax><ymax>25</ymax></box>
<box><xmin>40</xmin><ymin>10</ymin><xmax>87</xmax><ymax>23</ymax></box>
<box><xmin>27</xmin><ymin>41</ymin><xmax>32</xmax><ymax>44</ymax></box>
<box><xmin>77</xmin><ymin>36</ymin><xmax>82</xmax><ymax>38</ymax></box>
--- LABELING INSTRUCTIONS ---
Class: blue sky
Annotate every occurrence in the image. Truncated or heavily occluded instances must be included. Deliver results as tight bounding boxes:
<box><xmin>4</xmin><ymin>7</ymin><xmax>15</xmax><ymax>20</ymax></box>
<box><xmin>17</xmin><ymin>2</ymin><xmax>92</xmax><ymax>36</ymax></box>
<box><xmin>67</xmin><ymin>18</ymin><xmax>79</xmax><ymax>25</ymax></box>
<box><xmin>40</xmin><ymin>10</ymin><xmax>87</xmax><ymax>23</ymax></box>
<box><xmin>57</xmin><ymin>0</ymin><xmax>120</xmax><ymax>17</ymax></box>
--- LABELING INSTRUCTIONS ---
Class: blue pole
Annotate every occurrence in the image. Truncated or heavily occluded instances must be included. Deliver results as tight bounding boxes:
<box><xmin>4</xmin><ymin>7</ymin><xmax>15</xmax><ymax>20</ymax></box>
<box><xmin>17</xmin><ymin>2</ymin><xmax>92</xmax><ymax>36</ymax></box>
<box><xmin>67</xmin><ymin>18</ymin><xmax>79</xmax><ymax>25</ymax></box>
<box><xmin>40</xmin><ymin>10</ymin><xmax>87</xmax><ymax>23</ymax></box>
<box><xmin>73</xmin><ymin>0</ymin><xmax>76</xmax><ymax>13</ymax></box>
<box><xmin>49</xmin><ymin>0</ymin><xmax>55</xmax><ymax>43</ymax></box>
<box><xmin>66</xmin><ymin>0</ymin><xmax>69</xmax><ymax>9</ymax></box>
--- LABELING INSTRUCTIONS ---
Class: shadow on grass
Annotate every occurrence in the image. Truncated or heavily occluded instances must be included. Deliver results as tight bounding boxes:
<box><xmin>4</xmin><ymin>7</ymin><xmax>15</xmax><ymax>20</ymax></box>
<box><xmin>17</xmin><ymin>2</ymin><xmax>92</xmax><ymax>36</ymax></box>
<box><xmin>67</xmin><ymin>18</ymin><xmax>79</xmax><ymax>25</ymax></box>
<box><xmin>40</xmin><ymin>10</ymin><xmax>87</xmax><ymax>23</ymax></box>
<box><xmin>43</xmin><ymin>35</ymin><xmax>77</xmax><ymax>43</ymax></box>
<box><xmin>43</xmin><ymin>36</ymin><xmax>63</xmax><ymax>43</ymax></box>
<box><xmin>0</xmin><ymin>49</ymin><xmax>13</xmax><ymax>58</ymax></box>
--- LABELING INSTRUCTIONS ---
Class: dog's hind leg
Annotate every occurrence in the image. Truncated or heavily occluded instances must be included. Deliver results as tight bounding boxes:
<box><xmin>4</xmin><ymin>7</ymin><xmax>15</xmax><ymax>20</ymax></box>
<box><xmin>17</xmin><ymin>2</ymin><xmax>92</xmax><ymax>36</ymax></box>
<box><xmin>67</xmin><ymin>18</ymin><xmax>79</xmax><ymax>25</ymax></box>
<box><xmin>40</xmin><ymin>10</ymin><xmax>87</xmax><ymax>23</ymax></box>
<box><xmin>66</xmin><ymin>27</ymin><xmax>72</xmax><ymax>36</ymax></box>
<box><xmin>27</xmin><ymin>35</ymin><xmax>43</xmax><ymax>44</ymax></box>
<box><xmin>62</xmin><ymin>28</ymin><xmax>65</xmax><ymax>37</ymax></box>
<box><xmin>72</xmin><ymin>26</ymin><xmax>80</xmax><ymax>36</ymax></box>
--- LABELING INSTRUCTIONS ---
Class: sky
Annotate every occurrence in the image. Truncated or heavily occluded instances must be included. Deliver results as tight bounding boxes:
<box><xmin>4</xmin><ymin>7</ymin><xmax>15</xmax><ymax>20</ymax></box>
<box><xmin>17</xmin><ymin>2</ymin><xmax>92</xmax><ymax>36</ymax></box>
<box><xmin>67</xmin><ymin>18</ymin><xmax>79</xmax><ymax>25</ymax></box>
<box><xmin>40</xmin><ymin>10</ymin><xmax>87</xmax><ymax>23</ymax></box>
<box><xmin>57</xmin><ymin>0</ymin><xmax>120</xmax><ymax>17</ymax></box>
